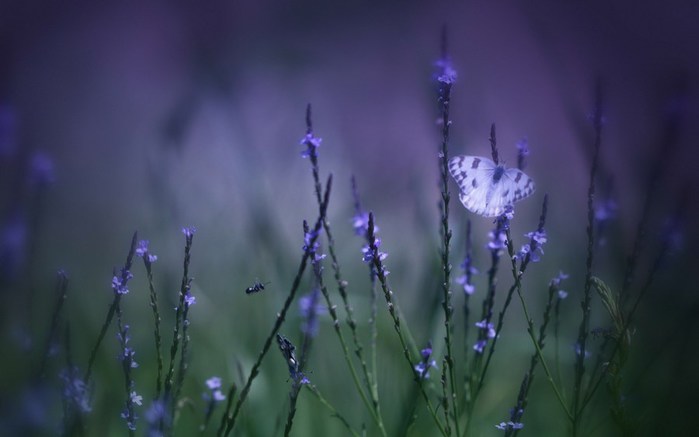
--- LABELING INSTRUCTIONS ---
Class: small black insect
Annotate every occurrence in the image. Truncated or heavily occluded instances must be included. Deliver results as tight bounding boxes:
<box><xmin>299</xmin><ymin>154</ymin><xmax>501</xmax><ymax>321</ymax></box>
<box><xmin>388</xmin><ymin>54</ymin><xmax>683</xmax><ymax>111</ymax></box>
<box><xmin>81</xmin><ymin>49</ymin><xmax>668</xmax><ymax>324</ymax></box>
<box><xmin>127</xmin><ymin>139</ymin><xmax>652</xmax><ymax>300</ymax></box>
<box><xmin>245</xmin><ymin>280</ymin><xmax>270</xmax><ymax>294</ymax></box>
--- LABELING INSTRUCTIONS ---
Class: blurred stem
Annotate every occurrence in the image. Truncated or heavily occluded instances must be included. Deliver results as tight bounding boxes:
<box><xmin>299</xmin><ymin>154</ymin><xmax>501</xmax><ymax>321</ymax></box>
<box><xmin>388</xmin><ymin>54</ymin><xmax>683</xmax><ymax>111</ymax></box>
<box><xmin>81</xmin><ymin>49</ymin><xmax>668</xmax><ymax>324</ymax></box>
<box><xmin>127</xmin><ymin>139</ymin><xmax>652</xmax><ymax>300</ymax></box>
<box><xmin>506</xmin><ymin>229</ymin><xmax>573</xmax><ymax>422</ymax></box>
<box><xmin>572</xmin><ymin>82</ymin><xmax>604</xmax><ymax>434</ymax></box>
<box><xmin>306</xmin><ymin>384</ymin><xmax>361</xmax><ymax>437</ymax></box>
<box><xmin>309</xmin><ymin>231</ymin><xmax>387</xmax><ymax>437</ymax></box>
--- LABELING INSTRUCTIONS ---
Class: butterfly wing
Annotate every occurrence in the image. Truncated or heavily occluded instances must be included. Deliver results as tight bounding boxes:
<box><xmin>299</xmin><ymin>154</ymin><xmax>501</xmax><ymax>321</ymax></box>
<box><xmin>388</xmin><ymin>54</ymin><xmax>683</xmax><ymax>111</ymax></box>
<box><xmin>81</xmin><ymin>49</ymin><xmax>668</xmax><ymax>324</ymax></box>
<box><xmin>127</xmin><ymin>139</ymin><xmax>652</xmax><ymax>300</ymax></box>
<box><xmin>502</xmin><ymin>167</ymin><xmax>536</xmax><ymax>203</ymax></box>
<box><xmin>448</xmin><ymin>156</ymin><xmax>499</xmax><ymax>216</ymax></box>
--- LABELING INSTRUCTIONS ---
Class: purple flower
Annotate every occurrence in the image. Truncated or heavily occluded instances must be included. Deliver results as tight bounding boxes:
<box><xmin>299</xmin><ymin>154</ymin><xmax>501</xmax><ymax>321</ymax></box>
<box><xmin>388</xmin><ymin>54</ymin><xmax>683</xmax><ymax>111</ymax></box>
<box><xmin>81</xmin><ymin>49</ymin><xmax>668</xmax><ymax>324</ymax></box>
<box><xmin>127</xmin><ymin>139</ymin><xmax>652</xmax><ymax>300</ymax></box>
<box><xmin>475</xmin><ymin>319</ymin><xmax>496</xmax><ymax>339</ymax></box>
<box><xmin>487</xmin><ymin>229</ymin><xmax>507</xmax><ymax>252</ymax></box>
<box><xmin>120</xmin><ymin>408</ymin><xmax>137</xmax><ymax>431</ymax></box>
<box><xmin>299</xmin><ymin>289</ymin><xmax>326</xmax><ymax>337</ymax></box>
<box><xmin>59</xmin><ymin>367</ymin><xmax>91</xmax><ymax>413</ymax></box>
<box><xmin>352</xmin><ymin>211</ymin><xmax>371</xmax><ymax>236</ymax></box>
<box><xmin>206</xmin><ymin>376</ymin><xmax>222</xmax><ymax>390</ymax></box>
<box><xmin>362</xmin><ymin>238</ymin><xmax>387</xmax><ymax>264</ymax></box>
<box><xmin>456</xmin><ymin>276</ymin><xmax>475</xmax><ymax>295</ymax></box>
<box><xmin>518</xmin><ymin>229</ymin><xmax>547</xmax><ymax>262</ymax></box>
<box><xmin>204</xmin><ymin>377</ymin><xmax>226</xmax><ymax>403</ymax></box>
<box><xmin>130</xmin><ymin>391</ymin><xmax>143</xmax><ymax>406</ymax></box>
<box><xmin>551</xmin><ymin>271</ymin><xmax>569</xmax><ymax>286</ymax></box>
<box><xmin>435</xmin><ymin>58</ymin><xmax>458</xmax><ymax>84</ymax></box>
<box><xmin>145</xmin><ymin>400</ymin><xmax>168</xmax><ymax>431</ymax></box>
<box><xmin>184</xmin><ymin>293</ymin><xmax>196</xmax><ymax>307</ymax></box>
<box><xmin>303</xmin><ymin>228</ymin><xmax>320</xmax><ymax>254</ymax></box>
<box><xmin>117</xmin><ymin>326</ymin><xmax>139</xmax><ymax>368</ymax></box>
<box><xmin>414</xmin><ymin>341</ymin><xmax>437</xmax><ymax>379</ymax></box>
<box><xmin>495</xmin><ymin>421</ymin><xmax>524</xmax><ymax>430</ymax></box>
<box><xmin>136</xmin><ymin>240</ymin><xmax>158</xmax><ymax>263</ymax></box>
<box><xmin>558</xmin><ymin>290</ymin><xmax>569</xmax><ymax>299</ymax></box>
<box><xmin>473</xmin><ymin>339</ymin><xmax>487</xmax><ymax>354</ymax></box>
<box><xmin>182</xmin><ymin>227</ymin><xmax>196</xmax><ymax>238</ymax></box>
<box><xmin>299</xmin><ymin>132</ymin><xmax>322</xmax><ymax>158</ymax></box>
<box><xmin>111</xmin><ymin>270</ymin><xmax>134</xmax><ymax>295</ymax></box>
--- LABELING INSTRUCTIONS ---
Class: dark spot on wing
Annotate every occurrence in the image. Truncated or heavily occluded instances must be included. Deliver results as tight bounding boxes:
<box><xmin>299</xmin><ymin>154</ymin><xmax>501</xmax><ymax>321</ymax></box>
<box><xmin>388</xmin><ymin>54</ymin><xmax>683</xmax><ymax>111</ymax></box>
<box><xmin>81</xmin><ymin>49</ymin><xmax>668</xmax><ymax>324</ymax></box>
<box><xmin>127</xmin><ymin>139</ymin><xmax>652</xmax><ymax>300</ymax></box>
<box><xmin>472</xmin><ymin>179</ymin><xmax>478</xmax><ymax>188</ymax></box>
<box><xmin>502</xmin><ymin>189</ymin><xmax>509</xmax><ymax>197</ymax></box>
<box><xmin>514</xmin><ymin>172</ymin><xmax>523</xmax><ymax>183</ymax></box>
<box><xmin>471</xmin><ymin>158</ymin><xmax>481</xmax><ymax>169</ymax></box>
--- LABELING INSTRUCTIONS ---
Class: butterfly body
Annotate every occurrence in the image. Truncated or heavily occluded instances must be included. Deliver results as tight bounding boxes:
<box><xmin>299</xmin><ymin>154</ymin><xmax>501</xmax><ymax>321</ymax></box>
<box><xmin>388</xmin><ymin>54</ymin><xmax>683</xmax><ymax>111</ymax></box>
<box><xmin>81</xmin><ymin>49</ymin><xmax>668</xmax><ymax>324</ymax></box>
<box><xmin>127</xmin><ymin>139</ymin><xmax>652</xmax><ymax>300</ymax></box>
<box><xmin>448</xmin><ymin>155</ymin><xmax>535</xmax><ymax>217</ymax></box>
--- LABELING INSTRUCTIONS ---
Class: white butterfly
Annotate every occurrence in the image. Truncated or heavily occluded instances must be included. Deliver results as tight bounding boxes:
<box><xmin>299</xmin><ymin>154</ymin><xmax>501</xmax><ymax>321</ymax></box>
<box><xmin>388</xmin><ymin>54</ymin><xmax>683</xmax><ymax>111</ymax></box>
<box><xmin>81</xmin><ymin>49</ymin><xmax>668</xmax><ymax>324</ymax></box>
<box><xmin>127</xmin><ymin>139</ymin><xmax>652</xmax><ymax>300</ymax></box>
<box><xmin>448</xmin><ymin>156</ymin><xmax>535</xmax><ymax>217</ymax></box>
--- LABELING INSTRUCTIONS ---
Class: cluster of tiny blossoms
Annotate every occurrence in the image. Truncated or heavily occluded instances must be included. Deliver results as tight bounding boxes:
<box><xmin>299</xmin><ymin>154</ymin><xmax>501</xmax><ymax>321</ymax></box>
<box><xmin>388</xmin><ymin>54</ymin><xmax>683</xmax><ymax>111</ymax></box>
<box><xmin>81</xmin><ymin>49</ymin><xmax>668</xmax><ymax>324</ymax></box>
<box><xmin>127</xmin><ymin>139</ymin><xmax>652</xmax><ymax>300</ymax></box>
<box><xmin>135</xmin><ymin>240</ymin><xmax>158</xmax><ymax>263</ymax></box>
<box><xmin>299</xmin><ymin>132</ymin><xmax>322</xmax><ymax>158</ymax></box>
<box><xmin>414</xmin><ymin>341</ymin><xmax>438</xmax><ymax>379</ymax></box>
<box><xmin>111</xmin><ymin>269</ymin><xmax>133</xmax><ymax>295</ymax></box>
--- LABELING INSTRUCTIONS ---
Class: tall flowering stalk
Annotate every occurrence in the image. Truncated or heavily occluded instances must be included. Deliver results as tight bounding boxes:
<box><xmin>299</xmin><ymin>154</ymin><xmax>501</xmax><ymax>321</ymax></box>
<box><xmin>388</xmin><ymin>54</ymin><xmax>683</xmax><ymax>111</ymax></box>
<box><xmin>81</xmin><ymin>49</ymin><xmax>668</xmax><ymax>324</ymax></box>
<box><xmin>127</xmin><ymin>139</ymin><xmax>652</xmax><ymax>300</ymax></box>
<box><xmin>136</xmin><ymin>240</ymin><xmax>164</xmax><ymax>398</ymax></box>
<box><xmin>501</xmin><ymin>273</ymin><xmax>565</xmax><ymax>436</ymax></box>
<box><xmin>366</xmin><ymin>212</ymin><xmax>448</xmax><ymax>436</ymax></box>
<box><xmin>221</xmin><ymin>176</ymin><xmax>331</xmax><ymax>437</ymax></box>
<box><xmin>435</xmin><ymin>27</ymin><xmax>459</xmax><ymax>436</ymax></box>
<box><xmin>161</xmin><ymin>226</ymin><xmax>196</xmax><ymax>429</ymax></box>
<box><xmin>572</xmin><ymin>83</ymin><xmax>604</xmax><ymax>433</ymax></box>
<box><xmin>84</xmin><ymin>232</ymin><xmax>138</xmax><ymax>384</ymax></box>
<box><xmin>303</xmin><ymin>106</ymin><xmax>385</xmax><ymax>433</ymax></box>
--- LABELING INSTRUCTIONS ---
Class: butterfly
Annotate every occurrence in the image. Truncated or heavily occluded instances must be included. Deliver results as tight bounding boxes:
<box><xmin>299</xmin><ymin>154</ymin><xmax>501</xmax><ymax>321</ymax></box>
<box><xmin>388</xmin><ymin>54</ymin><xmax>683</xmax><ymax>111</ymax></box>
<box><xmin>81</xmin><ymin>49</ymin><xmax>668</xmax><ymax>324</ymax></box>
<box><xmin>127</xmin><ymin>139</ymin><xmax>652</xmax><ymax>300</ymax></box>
<box><xmin>448</xmin><ymin>156</ymin><xmax>535</xmax><ymax>217</ymax></box>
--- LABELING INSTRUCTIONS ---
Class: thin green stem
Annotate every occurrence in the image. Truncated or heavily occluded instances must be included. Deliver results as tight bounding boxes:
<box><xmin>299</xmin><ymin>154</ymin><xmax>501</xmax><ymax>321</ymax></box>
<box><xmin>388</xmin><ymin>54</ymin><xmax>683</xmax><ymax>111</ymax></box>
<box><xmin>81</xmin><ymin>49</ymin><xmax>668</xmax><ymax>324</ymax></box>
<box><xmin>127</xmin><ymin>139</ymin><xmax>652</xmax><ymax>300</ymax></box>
<box><xmin>368</xmin><ymin>213</ymin><xmax>448</xmax><ymax>437</ymax></box>
<box><xmin>306</xmin><ymin>384</ymin><xmax>361</xmax><ymax>437</ymax></box>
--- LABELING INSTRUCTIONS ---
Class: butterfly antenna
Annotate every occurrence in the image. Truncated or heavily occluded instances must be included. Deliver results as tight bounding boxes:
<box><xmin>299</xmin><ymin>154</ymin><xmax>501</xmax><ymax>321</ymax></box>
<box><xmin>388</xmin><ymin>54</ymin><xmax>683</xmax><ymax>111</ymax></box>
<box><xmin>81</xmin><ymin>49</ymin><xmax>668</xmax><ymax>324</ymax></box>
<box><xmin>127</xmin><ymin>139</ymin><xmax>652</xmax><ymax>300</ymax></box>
<box><xmin>489</xmin><ymin>123</ymin><xmax>499</xmax><ymax>164</ymax></box>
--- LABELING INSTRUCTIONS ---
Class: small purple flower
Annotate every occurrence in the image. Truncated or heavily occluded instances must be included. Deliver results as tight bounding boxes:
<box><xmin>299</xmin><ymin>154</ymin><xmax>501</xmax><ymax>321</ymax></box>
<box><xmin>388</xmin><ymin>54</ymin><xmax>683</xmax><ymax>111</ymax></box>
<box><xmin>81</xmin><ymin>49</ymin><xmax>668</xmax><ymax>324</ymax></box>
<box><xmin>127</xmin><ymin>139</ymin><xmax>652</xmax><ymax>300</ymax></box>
<box><xmin>145</xmin><ymin>400</ymin><xmax>167</xmax><ymax>430</ymax></box>
<box><xmin>111</xmin><ymin>270</ymin><xmax>134</xmax><ymax>295</ymax></box>
<box><xmin>475</xmin><ymin>319</ymin><xmax>496</xmax><ymax>339</ymax></box>
<box><xmin>299</xmin><ymin>289</ymin><xmax>326</xmax><ymax>337</ymax></box>
<box><xmin>303</xmin><ymin>228</ymin><xmax>320</xmax><ymax>254</ymax></box>
<box><xmin>184</xmin><ymin>293</ymin><xmax>196</xmax><ymax>307</ymax></box>
<box><xmin>352</xmin><ymin>211</ymin><xmax>371</xmax><ymax>236</ymax></box>
<box><xmin>117</xmin><ymin>326</ymin><xmax>139</xmax><ymax>368</ymax></box>
<box><xmin>518</xmin><ymin>229</ymin><xmax>547</xmax><ymax>262</ymax></box>
<box><xmin>182</xmin><ymin>227</ymin><xmax>196</xmax><ymax>238</ymax></box>
<box><xmin>456</xmin><ymin>275</ymin><xmax>475</xmax><ymax>295</ymax></box>
<box><xmin>59</xmin><ymin>367</ymin><xmax>91</xmax><ymax>413</ymax></box>
<box><xmin>551</xmin><ymin>271</ymin><xmax>569</xmax><ymax>286</ymax></box>
<box><xmin>362</xmin><ymin>238</ymin><xmax>387</xmax><ymax>264</ymax></box>
<box><xmin>435</xmin><ymin>58</ymin><xmax>458</xmax><ymax>84</ymax></box>
<box><xmin>299</xmin><ymin>132</ymin><xmax>322</xmax><ymax>158</ymax></box>
<box><xmin>130</xmin><ymin>391</ymin><xmax>143</xmax><ymax>406</ymax></box>
<box><xmin>204</xmin><ymin>377</ymin><xmax>226</xmax><ymax>403</ymax></box>
<box><xmin>136</xmin><ymin>240</ymin><xmax>158</xmax><ymax>263</ymax></box>
<box><xmin>473</xmin><ymin>339</ymin><xmax>487</xmax><ymax>354</ymax></box>
<box><xmin>206</xmin><ymin>376</ymin><xmax>222</xmax><ymax>390</ymax></box>
<box><xmin>487</xmin><ymin>229</ymin><xmax>507</xmax><ymax>252</ymax></box>
<box><xmin>120</xmin><ymin>408</ymin><xmax>137</xmax><ymax>431</ymax></box>
<box><xmin>495</xmin><ymin>421</ymin><xmax>524</xmax><ymax>430</ymax></box>
<box><xmin>414</xmin><ymin>341</ymin><xmax>437</xmax><ymax>379</ymax></box>
<box><xmin>558</xmin><ymin>290</ymin><xmax>569</xmax><ymax>299</ymax></box>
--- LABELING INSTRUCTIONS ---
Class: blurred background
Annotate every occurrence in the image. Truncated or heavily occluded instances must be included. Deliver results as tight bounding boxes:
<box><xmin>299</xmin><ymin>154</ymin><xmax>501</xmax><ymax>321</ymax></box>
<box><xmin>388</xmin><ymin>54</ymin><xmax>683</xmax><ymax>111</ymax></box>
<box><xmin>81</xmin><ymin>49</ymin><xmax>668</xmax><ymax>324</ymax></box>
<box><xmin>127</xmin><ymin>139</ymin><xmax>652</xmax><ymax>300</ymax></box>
<box><xmin>1</xmin><ymin>1</ymin><xmax>697</xmax><ymax>435</ymax></box>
